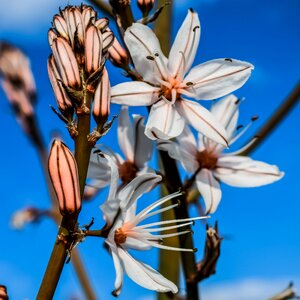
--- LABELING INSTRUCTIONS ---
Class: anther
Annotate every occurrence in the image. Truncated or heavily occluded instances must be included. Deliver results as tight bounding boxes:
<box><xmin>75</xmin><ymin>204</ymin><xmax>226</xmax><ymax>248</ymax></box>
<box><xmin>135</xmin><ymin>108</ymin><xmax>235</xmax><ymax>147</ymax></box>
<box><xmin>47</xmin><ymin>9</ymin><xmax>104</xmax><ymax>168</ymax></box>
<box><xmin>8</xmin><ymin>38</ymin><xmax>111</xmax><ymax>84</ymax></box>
<box><xmin>193</xmin><ymin>25</ymin><xmax>200</xmax><ymax>32</ymax></box>
<box><xmin>251</xmin><ymin>115</ymin><xmax>259</xmax><ymax>121</ymax></box>
<box><xmin>154</xmin><ymin>52</ymin><xmax>159</xmax><ymax>57</ymax></box>
<box><xmin>225</xmin><ymin>58</ymin><xmax>233</xmax><ymax>62</ymax></box>
<box><xmin>186</xmin><ymin>81</ymin><xmax>194</xmax><ymax>86</ymax></box>
<box><xmin>146</xmin><ymin>55</ymin><xmax>155</xmax><ymax>61</ymax></box>
<box><xmin>236</xmin><ymin>125</ymin><xmax>243</xmax><ymax>130</ymax></box>
<box><xmin>193</xmin><ymin>248</ymin><xmax>198</xmax><ymax>253</ymax></box>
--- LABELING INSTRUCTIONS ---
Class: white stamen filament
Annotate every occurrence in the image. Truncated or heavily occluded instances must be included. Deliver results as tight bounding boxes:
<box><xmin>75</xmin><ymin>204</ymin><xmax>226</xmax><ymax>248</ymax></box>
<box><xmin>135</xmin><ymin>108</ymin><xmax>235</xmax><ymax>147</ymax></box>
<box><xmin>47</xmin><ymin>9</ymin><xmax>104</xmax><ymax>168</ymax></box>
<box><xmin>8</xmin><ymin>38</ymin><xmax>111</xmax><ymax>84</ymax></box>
<box><xmin>229</xmin><ymin>120</ymin><xmax>254</xmax><ymax>146</ymax></box>
<box><xmin>136</xmin><ymin>216</ymin><xmax>208</xmax><ymax>229</ymax></box>
<box><xmin>224</xmin><ymin>136</ymin><xmax>259</xmax><ymax>156</ymax></box>
<box><xmin>135</xmin><ymin>221</ymin><xmax>194</xmax><ymax>233</ymax></box>
<box><xmin>141</xmin><ymin>239</ymin><xmax>195</xmax><ymax>252</ymax></box>
<box><xmin>133</xmin><ymin>230</ymin><xmax>191</xmax><ymax>240</ymax></box>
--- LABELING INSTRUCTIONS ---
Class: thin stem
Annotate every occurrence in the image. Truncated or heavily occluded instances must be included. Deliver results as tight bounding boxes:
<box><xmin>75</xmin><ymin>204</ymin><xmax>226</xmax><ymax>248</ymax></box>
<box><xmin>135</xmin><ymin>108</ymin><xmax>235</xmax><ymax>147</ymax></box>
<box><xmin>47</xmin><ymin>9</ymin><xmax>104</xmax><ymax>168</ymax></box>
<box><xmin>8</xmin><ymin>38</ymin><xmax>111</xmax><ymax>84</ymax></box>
<box><xmin>241</xmin><ymin>82</ymin><xmax>300</xmax><ymax>155</ymax></box>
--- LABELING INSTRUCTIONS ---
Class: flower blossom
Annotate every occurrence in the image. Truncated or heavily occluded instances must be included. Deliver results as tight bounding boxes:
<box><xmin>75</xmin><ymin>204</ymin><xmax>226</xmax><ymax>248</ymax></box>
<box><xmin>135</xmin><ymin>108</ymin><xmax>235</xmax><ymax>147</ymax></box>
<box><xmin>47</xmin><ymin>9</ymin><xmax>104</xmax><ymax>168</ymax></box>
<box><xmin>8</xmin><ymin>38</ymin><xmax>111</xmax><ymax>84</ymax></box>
<box><xmin>158</xmin><ymin>94</ymin><xmax>284</xmax><ymax>214</ymax></box>
<box><xmin>111</xmin><ymin>9</ymin><xmax>254</xmax><ymax>144</ymax></box>
<box><xmin>102</xmin><ymin>172</ymin><xmax>206</xmax><ymax>295</ymax></box>
<box><xmin>86</xmin><ymin>106</ymin><xmax>153</xmax><ymax>197</ymax></box>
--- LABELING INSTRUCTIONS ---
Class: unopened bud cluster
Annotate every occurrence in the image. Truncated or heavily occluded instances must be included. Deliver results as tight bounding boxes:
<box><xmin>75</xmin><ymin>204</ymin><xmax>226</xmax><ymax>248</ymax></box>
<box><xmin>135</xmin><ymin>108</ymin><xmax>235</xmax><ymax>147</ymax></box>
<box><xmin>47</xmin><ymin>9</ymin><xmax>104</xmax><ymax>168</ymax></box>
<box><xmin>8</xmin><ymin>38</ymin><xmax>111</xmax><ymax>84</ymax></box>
<box><xmin>137</xmin><ymin>0</ymin><xmax>155</xmax><ymax>16</ymax></box>
<box><xmin>48</xmin><ymin>5</ymin><xmax>113</xmax><ymax>134</ymax></box>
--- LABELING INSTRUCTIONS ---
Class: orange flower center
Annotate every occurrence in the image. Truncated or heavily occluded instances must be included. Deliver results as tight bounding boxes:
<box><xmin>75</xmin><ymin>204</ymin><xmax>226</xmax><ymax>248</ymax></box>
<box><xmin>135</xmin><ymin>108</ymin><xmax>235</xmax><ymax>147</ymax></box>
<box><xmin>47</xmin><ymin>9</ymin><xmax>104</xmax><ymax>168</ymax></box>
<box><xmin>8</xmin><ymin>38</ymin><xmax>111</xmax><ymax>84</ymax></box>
<box><xmin>114</xmin><ymin>228</ymin><xmax>127</xmax><ymax>245</ymax></box>
<box><xmin>119</xmin><ymin>161</ymin><xmax>139</xmax><ymax>184</ymax></box>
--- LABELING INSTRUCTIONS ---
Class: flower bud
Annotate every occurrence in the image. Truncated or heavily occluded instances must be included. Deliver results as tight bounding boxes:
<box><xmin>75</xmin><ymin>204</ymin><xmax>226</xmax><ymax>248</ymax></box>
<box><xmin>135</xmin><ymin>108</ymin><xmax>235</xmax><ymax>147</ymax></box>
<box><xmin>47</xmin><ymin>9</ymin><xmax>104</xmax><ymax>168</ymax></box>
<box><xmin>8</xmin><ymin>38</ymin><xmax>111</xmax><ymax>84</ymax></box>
<box><xmin>48</xmin><ymin>140</ymin><xmax>81</xmax><ymax>215</ymax></box>
<box><xmin>0</xmin><ymin>285</ymin><xmax>8</xmax><ymax>300</ymax></box>
<box><xmin>48</xmin><ymin>29</ymin><xmax>58</xmax><ymax>46</ymax></box>
<box><xmin>94</xmin><ymin>17</ymin><xmax>109</xmax><ymax>32</ymax></box>
<box><xmin>93</xmin><ymin>67</ymin><xmax>110</xmax><ymax>126</ymax></box>
<box><xmin>50</xmin><ymin>37</ymin><xmax>81</xmax><ymax>89</ymax></box>
<box><xmin>52</xmin><ymin>15</ymin><xmax>69</xmax><ymax>41</ymax></box>
<box><xmin>137</xmin><ymin>0</ymin><xmax>155</xmax><ymax>15</ymax></box>
<box><xmin>108</xmin><ymin>37</ymin><xmax>129</xmax><ymax>67</ymax></box>
<box><xmin>47</xmin><ymin>55</ymin><xmax>73</xmax><ymax>115</ymax></box>
<box><xmin>62</xmin><ymin>6</ymin><xmax>85</xmax><ymax>47</ymax></box>
<box><xmin>81</xmin><ymin>4</ymin><xmax>97</xmax><ymax>30</ymax></box>
<box><xmin>85</xmin><ymin>25</ymin><xmax>103</xmax><ymax>75</ymax></box>
<box><xmin>102</xmin><ymin>30</ymin><xmax>114</xmax><ymax>52</ymax></box>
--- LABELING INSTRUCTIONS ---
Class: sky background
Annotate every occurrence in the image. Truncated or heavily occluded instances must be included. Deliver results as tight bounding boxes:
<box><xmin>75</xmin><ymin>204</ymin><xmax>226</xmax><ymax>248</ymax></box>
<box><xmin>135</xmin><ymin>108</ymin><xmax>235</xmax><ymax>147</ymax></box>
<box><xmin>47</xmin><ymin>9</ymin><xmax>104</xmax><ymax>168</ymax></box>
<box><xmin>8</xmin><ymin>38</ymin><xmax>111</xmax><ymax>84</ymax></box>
<box><xmin>0</xmin><ymin>0</ymin><xmax>300</xmax><ymax>299</ymax></box>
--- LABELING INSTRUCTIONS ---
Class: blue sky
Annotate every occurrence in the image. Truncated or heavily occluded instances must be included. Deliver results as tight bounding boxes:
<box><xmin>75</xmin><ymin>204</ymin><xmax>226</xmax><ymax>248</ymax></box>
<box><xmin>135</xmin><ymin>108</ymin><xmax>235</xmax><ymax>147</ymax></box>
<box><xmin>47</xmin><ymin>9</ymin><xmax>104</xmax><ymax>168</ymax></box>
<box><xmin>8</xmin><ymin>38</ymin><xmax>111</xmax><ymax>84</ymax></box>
<box><xmin>0</xmin><ymin>0</ymin><xmax>300</xmax><ymax>299</ymax></box>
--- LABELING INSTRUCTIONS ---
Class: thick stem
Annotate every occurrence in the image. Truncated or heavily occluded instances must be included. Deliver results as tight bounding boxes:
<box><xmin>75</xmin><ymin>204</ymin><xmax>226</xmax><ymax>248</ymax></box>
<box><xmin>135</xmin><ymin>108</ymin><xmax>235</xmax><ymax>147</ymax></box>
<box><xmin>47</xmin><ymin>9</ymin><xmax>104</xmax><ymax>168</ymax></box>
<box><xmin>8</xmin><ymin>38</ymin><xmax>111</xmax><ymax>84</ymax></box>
<box><xmin>241</xmin><ymin>82</ymin><xmax>300</xmax><ymax>155</ymax></box>
<box><xmin>37</xmin><ymin>94</ymin><xmax>94</xmax><ymax>299</ymax></box>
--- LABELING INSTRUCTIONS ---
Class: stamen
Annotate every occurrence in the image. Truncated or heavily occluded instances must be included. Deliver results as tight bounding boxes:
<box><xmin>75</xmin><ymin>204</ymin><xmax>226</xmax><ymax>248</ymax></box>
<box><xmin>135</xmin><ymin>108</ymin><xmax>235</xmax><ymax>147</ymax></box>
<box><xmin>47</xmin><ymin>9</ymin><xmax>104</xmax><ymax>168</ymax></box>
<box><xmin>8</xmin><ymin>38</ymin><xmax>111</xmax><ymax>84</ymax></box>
<box><xmin>171</xmin><ymin>88</ymin><xmax>177</xmax><ymax>104</ymax></box>
<box><xmin>142</xmin><ymin>239</ymin><xmax>195</xmax><ymax>252</ymax></box>
<box><xmin>224</xmin><ymin>136</ymin><xmax>259</xmax><ymax>156</ymax></box>
<box><xmin>156</xmin><ymin>77</ymin><xmax>172</xmax><ymax>89</ymax></box>
<box><xmin>177</xmin><ymin>88</ymin><xmax>199</xmax><ymax>99</ymax></box>
<box><xmin>153</xmin><ymin>51</ymin><xmax>169</xmax><ymax>80</ymax></box>
<box><xmin>136</xmin><ymin>221</ymin><xmax>194</xmax><ymax>233</ymax></box>
<box><xmin>229</xmin><ymin>116</ymin><xmax>258</xmax><ymax>146</ymax></box>
<box><xmin>136</xmin><ymin>216</ymin><xmax>209</xmax><ymax>229</ymax></box>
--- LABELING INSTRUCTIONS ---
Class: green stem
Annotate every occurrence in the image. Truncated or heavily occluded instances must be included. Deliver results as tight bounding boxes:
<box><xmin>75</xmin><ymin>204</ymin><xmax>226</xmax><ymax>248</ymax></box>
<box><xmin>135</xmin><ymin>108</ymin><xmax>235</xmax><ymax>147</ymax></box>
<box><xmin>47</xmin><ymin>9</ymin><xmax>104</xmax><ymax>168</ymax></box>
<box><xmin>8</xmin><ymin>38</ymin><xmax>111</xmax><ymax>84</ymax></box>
<box><xmin>241</xmin><ymin>82</ymin><xmax>300</xmax><ymax>155</ymax></box>
<box><xmin>37</xmin><ymin>94</ymin><xmax>94</xmax><ymax>299</ymax></box>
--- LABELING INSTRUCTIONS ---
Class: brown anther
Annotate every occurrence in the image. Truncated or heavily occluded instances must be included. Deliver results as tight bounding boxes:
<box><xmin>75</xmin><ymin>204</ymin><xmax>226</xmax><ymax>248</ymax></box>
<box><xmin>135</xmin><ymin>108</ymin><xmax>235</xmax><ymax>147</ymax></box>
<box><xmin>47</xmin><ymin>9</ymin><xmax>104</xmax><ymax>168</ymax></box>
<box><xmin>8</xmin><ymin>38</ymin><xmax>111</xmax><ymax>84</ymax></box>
<box><xmin>119</xmin><ymin>161</ymin><xmax>139</xmax><ymax>183</ymax></box>
<box><xmin>196</xmin><ymin>150</ymin><xmax>218</xmax><ymax>169</ymax></box>
<box><xmin>114</xmin><ymin>228</ymin><xmax>127</xmax><ymax>244</ymax></box>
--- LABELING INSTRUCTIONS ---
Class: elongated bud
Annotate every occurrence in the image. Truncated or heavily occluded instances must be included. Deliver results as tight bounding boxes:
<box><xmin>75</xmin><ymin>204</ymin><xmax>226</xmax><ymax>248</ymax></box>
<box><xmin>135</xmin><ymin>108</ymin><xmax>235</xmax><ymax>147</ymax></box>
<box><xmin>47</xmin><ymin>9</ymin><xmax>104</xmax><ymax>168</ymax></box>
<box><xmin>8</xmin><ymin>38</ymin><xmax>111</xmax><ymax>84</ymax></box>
<box><xmin>93</xmin><ymin>67</ymin><xmax>110</xmax><ymax>127</ymax></box>
<box><xmin>137</xmin><ymin>0</ymin><xmax>155</xmax><ymax>15</ymax></box>
<box><xmin>47</xmin><ymin>55</ymin><xmax>73</xmax><ymax>115</ymax></box>
<box><xmin>81</xmin><ymin>4</ymin><xmax>97</xmax><ymax>29</ymax></box>
<box><xmin>94</xmin><ymin>17</ymin><xmax>109</xmax><ymax>32</ymax></box>
<box><xmin>108</xmin><ymin>37</ymin><xmax>129</xmax><ymax>67</ymax></box>
<box><xmin>102</xmin><ymin>31</ymin><xmax>114</xmax><ymax>52</ymax></box>
<box><xmin>85</xmin><ymin>25</ymin><xmax>103</xmax><ymax>75</ymax></box>
<box><xmin>0</xmin><ymin>285</ymin><xmax>8</xmax><ymax>300</ymax></box>
<box><xmin>48</xmin><ymin>140</ymin><xmax>81</xmax><ymax>215</ymax></box>
<box><xmin>62</xmin><ymin>6</ymin><xmax>85</xmax><ymax>47</ymax></box>
<box><xmin>52</xmin><ymin>15</ymin><xmax>69</xmax><ymax>41</ymax></box>
<box><xmin>50</xmin><ymin>37</ymin><xmax>81</xmax><ymax>89</ymax></box>
<box><xmin>48</xmin><ymin>29</ymin><xmax>58</xmax><ymax>46</ymax></box>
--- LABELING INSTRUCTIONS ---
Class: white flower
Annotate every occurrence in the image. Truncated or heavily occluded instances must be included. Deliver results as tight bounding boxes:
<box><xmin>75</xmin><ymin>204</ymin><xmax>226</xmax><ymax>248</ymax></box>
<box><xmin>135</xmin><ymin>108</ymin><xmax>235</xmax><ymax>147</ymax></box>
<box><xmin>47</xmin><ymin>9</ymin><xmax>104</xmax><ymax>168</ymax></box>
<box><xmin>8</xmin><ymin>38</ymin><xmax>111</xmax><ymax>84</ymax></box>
<box><xmin>157</xmin><ymin>94</ymin><xmax>284</xmax><ymax>214</ymax></box>
<box><xmin>103</xmin><ymin>173</ymin><xmax>206</xmax><ymax>295</ymax></box>
<box><xmin>111</xmin><ymin>9</ymin><xmax>254</xmax><ymax>145</ymax></box>
<box><xmin>86</xmin><ymin>106</ymin><xmax>153</xmax><ymax>197</ymax></box>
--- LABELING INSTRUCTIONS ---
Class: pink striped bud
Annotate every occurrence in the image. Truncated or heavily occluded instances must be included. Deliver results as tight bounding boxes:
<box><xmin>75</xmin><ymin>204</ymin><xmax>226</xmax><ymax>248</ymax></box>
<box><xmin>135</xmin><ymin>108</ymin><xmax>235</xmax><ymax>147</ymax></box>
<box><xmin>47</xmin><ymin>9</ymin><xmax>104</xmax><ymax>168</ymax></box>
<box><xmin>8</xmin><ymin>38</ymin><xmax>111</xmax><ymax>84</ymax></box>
<box><xmin>81</xmin><ymin>5</ymin><xmax>97</xmax><ymax>30</ymax></box>
<box><xmin>52</xmin><ymin>15</ymin><xmax>69</xmax><ymax>41</ymax></box>
<box><xmin>48</xmin><ymin>140</ymin><xmax>81</xmax><ymax>215</ymax></box>
<box><xmin>108</xmin><ymin>37</ymin><xmax>129</xmax><ymax>67</ymax></box>
<box><xmin>137</xmin><ymin>0</ymin><xmax>154</xmax><ymax>14</ymax></box>
<box><xmin>102</xmin><ymin>30</ymin><xmax>114</xmax><ymax>52</ymax></box>
<box><xmin>85</xmin><ymin>25</ymin><xmax>103</xmax><ymax>75</ymax></box>
<box><xmin>48</xmin><ymin>29</ymin><xmax>58</xmax><ymax>46</ymax></box>
<box><xmin>47</xmin><ymin>55</ymin><xmax>73</xmax><ymax>114</ymax></box>
<box><xmin>50</xmin><ymin>37</ymin><xmax>81</xmax><ymax>89</ymax></box>
<box><xmin>62</xmin><ymin>6</ymin><xmax>85</xmax><ymax>48</ymax></box>
<box><xmin>93</xmin><ymin>67</ymin><xmax>110</xmax><ymax>126</ymax></box>
<box><xmin>94</xmin><ymin>18</ymin><xmax>109</xmax><ymax>32</ymax></box>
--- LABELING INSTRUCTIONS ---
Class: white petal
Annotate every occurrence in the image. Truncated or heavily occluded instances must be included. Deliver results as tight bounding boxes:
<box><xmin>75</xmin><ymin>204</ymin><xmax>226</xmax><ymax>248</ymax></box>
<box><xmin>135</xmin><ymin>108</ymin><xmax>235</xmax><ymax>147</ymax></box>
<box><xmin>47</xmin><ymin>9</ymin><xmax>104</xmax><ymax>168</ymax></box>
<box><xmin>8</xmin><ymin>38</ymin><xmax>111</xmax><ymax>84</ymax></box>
<box><xmin>125</xmin><ymin>23</ymin><xmax>169</xmax><ymax>84</ymax></box>
<box><xmin>211</xmin><ymin>94</ymin><xmax>239</xmax><ymax>140</ymax></box>
<box><xmin>168</xmin><ymin>9</ymin><xmax>200</xmax><ymax>79</ymax></box>
<box><xmin>184</xmin><ymin>58</ymin><xmax>254</xmax><ymax>100</ymax></box>
<box><xmin>177</xmin><ymin>99</ymin><xmax>228</xmax><ymax>146</ymax></box>
<box><xmin>100</xmin><ymin>154</ymin><xmax>120</xmax><ymax>225</ymax></box>
<box><xmin>110</xmin><ymin>245</ymin><xmax>124</xmax><ymax>296</ymax></box>
<box><xmin>123</xmin><ymin>236</ymin><xmax>152</xmax><ymax>251</ymax></box>
<box><xmin>196</xmin><ymin>169</ymin><xmax>221</xmax><ymax>214</ymax></box>
<box><xmin>157</xmin><ymin>140</ymin><xmax>198</xmax><ymax>173</ymax></box>
<box><xmin>215</xmin><ymin>156</ymin><xmax>284</xmax><ymax>187</ymax></box>
<box><xmin>177</xmin><ymin>125</ymin><xmax>198</xmax><ymax>156</ymax></box>
<box><xmin>118</xmin><ymin>247</ymin><xmax>178</xmax><ymax>293</ymax></box>
<box><xmin>119</xmin><ymin>173</ymin><xmax>162</xmax><ymax>222</ymax></box>
<box><xmin>132</xmin><ymin>114</ymin><xmax>153</xmax><ymax>169</ymax></box>
<box><xmin>87</xmin><ymin>150</ymin><xmax>111</xmax><ymax>180</ymax></box>
<box><xmin>111</xmin><ymin>81</ymin><xmax>160</xmax><ymax>106</ymax></box>
<box><xmin>145</xmin><ymin>100</ymin><xmax>185</xmax><ymax>140</ymax></box>
<box><xmin>118</xmin><ymin>106</ymin><xmax>134</xmax><ymax>162</ymax></box>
